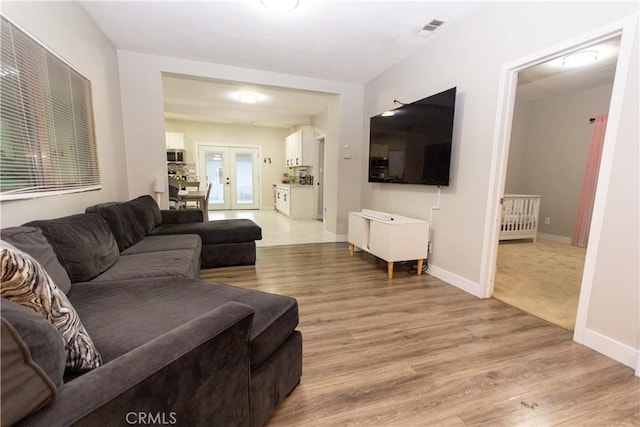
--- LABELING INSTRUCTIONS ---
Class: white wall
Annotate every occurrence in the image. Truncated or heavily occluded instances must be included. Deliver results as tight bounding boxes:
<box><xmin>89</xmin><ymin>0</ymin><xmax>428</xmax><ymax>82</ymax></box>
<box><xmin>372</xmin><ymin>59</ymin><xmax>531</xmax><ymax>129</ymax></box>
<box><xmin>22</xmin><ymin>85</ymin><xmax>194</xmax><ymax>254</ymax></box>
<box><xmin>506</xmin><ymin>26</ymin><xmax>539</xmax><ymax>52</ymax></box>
<box><xmin>364</xmin><ymin>2</ymin><xmax>639</xmax><ymax>367</ymax></box>
<box><xmin>507</xmin><ymin>84</ymin><xmax>614</xmax><ymax>238</ymax></box>
<box><xmin>164</xmin><ymin>119</ymin><xmax>289</xmax><ymax>209</ymax></box>
<box><xmin>117</xmin><ymin>51</ymin><xmax>363</xmax><ymax>236</ymax></box>
<box><xmin>1</xmin><ymin>2</ymin><xmax>128</xmax><ymax>226</ymax></box>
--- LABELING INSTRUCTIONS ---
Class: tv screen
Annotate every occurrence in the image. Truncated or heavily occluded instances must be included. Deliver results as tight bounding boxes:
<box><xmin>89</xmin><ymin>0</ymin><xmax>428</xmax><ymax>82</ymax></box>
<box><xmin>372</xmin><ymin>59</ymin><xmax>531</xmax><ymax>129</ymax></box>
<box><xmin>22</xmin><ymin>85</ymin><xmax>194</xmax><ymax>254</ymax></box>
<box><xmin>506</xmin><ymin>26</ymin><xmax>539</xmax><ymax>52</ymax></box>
<box><xmin>368</xmin><ymin>87</ymin><xmax>456</xmax><ymax>186</ymax></box>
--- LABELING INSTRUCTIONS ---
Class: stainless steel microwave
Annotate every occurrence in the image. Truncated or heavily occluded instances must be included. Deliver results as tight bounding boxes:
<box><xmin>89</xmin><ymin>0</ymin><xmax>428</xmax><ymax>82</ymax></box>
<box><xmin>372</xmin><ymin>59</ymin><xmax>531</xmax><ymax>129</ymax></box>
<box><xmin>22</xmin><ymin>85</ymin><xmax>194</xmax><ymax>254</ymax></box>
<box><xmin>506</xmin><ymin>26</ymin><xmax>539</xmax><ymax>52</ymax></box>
<box><xmin>167</xmin><ymin>149</ymin><xmax>185</xmax><ymax>163</ymax></box>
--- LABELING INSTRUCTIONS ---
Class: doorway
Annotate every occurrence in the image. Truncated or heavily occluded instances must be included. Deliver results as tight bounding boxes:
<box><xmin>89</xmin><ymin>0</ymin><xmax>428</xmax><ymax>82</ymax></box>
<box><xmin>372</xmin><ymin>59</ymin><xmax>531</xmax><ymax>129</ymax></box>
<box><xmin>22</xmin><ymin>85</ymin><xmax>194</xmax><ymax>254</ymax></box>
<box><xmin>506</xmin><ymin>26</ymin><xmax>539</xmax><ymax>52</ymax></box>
<box><xmin>481</xmin><ymin>16</ymin><xmax>636</xmax><ymax>351</ymax></box>
<box><xmin>492</xmin><ymin>38</ymin><xmax>618</xmax><ymax>330</ymax></box>
<box><xmin>197</xmin><ymin>145</ymin><xmax>260</xmax><ymax>210</ymax></box>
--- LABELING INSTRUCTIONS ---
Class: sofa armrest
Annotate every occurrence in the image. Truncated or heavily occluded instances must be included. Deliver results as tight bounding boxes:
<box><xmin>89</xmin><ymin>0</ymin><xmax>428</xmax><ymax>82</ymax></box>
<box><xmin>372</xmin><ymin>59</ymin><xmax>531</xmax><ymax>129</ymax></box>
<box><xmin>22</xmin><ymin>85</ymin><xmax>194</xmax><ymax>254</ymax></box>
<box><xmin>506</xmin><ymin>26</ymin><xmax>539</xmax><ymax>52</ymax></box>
<box><xmin>160</xmin><ymin>209</ymin><xmax>203</xmax><ymax>224</ymax></box>
<box><xmin>20</xmin><ymin>302</ymin><xmax>254</xmax><ymax>427</ymax></box>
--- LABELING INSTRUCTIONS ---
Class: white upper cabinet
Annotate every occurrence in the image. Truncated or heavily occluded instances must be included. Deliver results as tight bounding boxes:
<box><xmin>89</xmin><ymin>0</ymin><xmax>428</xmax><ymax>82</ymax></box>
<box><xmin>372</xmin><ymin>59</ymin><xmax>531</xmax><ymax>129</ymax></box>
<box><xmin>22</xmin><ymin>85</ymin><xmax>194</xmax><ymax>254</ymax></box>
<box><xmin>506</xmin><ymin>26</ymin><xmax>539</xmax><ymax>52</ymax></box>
<box><xmin>285</xmin><ymin>129</ymin><xmax>315</xmax><ymax>167</ymax></box>
<box><xmin>165</xmin><ymin>132</ymin><xmax>185</xmax><ymax>149</ymax></box>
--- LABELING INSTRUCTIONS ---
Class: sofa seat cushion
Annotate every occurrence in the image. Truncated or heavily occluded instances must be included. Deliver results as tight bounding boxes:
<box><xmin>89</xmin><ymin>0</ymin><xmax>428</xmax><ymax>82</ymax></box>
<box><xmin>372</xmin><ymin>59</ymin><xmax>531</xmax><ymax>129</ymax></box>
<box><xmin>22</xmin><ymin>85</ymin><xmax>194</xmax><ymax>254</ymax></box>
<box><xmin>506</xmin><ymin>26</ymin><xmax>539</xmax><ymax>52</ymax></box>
<box><xmin>90</xmin><ymin>250</ymin><xmax>201</xmax><ymax>282</ymax></box>
<box><xmin>68</xmin><ymin>277</ymin><xmax>298</xmax><ymax>369</ymax></box>
<box><xmin>121</xmin><ymin>235</ymin><xmax>201</xmax><ymax>256</ymax></box>
<box><xmin>150</xmin><ymin>219</ymin><xmax>262</xmax><ymax>245</ymax></box>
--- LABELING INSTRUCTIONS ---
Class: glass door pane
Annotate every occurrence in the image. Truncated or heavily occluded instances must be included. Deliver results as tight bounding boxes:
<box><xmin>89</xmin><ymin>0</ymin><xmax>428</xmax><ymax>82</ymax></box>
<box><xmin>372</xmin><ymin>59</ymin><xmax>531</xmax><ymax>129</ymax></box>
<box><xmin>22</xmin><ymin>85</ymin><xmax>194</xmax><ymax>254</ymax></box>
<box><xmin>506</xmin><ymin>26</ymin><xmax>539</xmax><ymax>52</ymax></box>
<box><xmin>199</xmin><ymin>147</ymin><xmax>230</xmax><ymax>210</ymax></box>
<box><xmin>230</xmin><ymin>147</ymin><xmax>260</xmax><ymax>210</ymax></box>
<box><xmin>235</xmin><ymin>153</ymin><xmax>253</xmax><ymax>204</ymax></box>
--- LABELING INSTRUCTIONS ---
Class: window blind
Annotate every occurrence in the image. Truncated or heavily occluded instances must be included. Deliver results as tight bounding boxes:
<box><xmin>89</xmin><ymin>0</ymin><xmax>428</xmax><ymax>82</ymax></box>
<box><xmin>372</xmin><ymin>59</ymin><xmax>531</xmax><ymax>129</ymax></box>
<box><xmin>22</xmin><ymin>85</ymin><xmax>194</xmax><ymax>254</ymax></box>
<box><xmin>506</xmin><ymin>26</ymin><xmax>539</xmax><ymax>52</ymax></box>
<box><xmin>0</xmin><ymin>16</ymin><xmax>101</xmax><ymax>201</ymax></box>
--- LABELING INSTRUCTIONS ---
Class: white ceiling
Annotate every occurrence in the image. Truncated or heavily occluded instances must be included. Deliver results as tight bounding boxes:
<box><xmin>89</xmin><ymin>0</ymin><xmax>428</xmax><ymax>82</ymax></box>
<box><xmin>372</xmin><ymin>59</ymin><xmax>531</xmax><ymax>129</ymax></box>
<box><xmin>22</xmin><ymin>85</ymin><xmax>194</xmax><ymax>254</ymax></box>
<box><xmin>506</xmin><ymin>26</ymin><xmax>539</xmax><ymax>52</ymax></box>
<box><xmin>162</xmin><ymin>74</ymin><xmax>334</xmax><ymax>127</ymax></box>
<box><xmin>81</xmin><ymin>1</ymin><xmax>487</xmax><ymax>84</ymax></box>
<box><xmin>517</xmin><ymin>37</ymin><xmax>620</xmax><ymax>101</ymax></box>
<box><xmin>81</xmin><ymin>1</ymin><xmax>621</xmax><ymax>126</ymax></box>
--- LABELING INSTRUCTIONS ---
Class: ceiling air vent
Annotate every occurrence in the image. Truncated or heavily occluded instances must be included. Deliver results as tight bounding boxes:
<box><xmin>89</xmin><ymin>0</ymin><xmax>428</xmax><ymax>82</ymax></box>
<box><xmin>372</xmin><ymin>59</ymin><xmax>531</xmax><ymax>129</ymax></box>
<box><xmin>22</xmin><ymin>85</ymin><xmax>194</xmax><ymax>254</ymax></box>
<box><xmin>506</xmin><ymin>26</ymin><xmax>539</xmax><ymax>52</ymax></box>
<box><xmin>416</xmin><ymin>18</ymin><xmax>447</xmax><ymax>37</ymax></box>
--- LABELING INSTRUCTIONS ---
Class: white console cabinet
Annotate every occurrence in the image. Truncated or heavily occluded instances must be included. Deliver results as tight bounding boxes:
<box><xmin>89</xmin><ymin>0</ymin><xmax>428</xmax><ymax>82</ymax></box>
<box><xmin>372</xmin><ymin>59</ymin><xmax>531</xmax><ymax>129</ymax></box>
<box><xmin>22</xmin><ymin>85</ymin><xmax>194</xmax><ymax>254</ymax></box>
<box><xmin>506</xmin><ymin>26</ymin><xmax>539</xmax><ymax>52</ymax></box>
<box><xmin>348</xmin><ymin>211</ymin><xmax>429</xmax><ymax>278</ymax></box>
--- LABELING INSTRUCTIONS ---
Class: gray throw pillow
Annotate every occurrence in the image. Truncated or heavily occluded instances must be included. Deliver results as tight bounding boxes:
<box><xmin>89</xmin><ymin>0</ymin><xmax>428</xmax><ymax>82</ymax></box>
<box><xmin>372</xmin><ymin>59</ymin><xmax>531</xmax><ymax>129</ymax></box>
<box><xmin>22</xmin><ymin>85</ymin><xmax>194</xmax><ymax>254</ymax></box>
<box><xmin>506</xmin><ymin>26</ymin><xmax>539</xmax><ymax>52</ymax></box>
<box><xmin>1</xmin><ymin>318</ymin><xmax>57</xmax><ymax>425</ymax></box>
<box><xmin>1</xmin><ymin>298</ymin><xmax>65</xmax><ymax>387</ymax></box>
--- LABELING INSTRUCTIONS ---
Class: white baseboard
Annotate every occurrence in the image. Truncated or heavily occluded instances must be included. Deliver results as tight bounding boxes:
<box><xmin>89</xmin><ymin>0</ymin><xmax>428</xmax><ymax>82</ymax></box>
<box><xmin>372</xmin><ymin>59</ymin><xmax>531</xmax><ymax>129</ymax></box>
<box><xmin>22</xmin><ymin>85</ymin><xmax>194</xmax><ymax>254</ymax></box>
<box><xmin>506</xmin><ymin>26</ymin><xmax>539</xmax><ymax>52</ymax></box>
<box><xmin>537</xmin><ymin>232</ymin><xmax>571</xmax><ymax>243</ymax></box>
<box><xmin>324</xmin><ymin>231</ymin><xmax>348</xmax><ymax>242</ymax></box>
<box><xmin>334</xmin><ymin>233</ymin><xmax>348</xmax><ymax>242</ymax></box>
<box><xmin>427</xmin><ymin>265</ymin><xmax>482</xmax><ymax>298</ymax></box>
<box><xmin>579</xmin><ymin>328</ymin><xmax>639</xmax><ymax>374</ymax></box>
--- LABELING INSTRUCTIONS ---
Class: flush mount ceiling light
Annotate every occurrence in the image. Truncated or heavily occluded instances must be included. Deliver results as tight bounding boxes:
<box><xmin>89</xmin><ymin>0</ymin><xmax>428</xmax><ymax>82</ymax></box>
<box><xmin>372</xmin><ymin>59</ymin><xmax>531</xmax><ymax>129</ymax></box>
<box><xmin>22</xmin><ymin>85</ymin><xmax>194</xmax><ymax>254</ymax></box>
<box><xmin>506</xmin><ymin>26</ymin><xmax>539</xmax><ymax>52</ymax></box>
<box><xmin>238</xmin><ymin>93</ymin><xmax>259</xmax><ymax>104</ymax></box>
<box><xmin>261</xmin><ymin>0</ymin><xmax>299</xmax><ymax>13</ymax></box>
<box><xmin>562</xmin><ymin>50</ymin><xmax>599</xmax><ymax>67</ymax></box>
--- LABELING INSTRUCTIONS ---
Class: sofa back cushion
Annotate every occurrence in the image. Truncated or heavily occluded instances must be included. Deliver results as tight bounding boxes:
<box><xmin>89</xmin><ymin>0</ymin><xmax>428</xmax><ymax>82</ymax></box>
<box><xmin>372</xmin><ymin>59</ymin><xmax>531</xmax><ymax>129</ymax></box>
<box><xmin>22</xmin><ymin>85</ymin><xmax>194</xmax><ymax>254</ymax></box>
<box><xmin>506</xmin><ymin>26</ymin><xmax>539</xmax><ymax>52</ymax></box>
<box><xmin>26</xmin><ymin>214</ymin><xmax>119</xmax><ymax>283</ymax></box>
<box><xmin>90</xmin><ymin>203</ymin><xmax>146</xmax><ymax>252</ymax></box>
<box><xmin>85</xmin><ymin>195</ymin><xmax>162</xmax><ymax>250</ymax></box>
<box><xmin>126</xmin><ymin>195</ymin><xmax>163</xmax><ymax>233</ymax></box>
<box><xmin>0</xmin><ymin>227</ymin><xmax>72</xmax><ymax>294</ymax></box>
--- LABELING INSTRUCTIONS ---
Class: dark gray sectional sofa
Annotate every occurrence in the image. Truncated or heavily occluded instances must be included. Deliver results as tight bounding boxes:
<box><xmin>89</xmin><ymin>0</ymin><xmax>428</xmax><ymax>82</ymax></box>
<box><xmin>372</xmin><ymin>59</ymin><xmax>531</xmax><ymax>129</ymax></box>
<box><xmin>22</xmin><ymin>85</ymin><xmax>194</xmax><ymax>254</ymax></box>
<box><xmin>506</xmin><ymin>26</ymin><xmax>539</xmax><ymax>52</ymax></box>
<box><xmin>0</xmin><ymin>195</ymin><xmax>302</xmax><ymax>426</ymax></box>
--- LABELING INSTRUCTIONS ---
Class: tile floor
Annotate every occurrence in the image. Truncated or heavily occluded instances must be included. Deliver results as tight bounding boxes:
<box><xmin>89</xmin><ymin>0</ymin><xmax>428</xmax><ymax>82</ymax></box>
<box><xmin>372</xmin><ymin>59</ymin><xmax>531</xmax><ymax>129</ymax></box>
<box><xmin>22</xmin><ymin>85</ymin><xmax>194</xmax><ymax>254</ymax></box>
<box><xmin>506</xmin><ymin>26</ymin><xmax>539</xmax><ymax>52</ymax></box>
<box><xmin>208</xmin><ymin>209</ymin><xmax>336</xmax><ymax>247</ymax></box>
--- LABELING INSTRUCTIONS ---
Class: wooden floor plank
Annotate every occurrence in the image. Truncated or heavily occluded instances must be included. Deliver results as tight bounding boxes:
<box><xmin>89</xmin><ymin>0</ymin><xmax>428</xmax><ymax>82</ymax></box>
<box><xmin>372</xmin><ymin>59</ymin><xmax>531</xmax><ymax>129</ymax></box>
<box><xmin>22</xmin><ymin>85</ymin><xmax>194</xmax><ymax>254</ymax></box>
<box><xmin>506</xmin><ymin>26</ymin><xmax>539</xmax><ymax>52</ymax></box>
<box><xmin>200</xmin><ymin>243</ymin><xmax>639</xmax><ymax>426</ymax></box>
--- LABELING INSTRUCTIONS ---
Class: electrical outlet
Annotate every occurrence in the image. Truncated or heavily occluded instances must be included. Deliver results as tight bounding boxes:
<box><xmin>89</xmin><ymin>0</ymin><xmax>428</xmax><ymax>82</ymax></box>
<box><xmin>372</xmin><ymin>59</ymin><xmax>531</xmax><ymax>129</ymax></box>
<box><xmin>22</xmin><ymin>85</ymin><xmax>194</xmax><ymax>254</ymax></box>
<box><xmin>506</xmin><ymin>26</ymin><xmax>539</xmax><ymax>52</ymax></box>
<box><xmin>544</xmin><ymin>217</ymin><xmax>551</xmax><ymax>225</ymax></box>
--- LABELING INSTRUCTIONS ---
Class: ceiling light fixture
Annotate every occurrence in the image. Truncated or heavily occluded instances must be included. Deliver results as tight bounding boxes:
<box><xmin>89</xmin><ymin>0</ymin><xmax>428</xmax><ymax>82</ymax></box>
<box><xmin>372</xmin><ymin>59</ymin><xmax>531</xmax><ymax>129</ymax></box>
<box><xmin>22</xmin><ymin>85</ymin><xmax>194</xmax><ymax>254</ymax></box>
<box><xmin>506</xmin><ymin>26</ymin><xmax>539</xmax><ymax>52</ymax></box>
<box><xmin>238</xmin><ymin>93</ymin><xmax>259</xmax><ymax>104</ymax></box>
<box><xmin>562</xmin><ymin>50</ymin><xmax>599</xmax><ymax>67</ymax></box>
<box><xmin>261</xmin><ymin>0</ymin><xmax>299</xmax><ymax>13</ymax></box>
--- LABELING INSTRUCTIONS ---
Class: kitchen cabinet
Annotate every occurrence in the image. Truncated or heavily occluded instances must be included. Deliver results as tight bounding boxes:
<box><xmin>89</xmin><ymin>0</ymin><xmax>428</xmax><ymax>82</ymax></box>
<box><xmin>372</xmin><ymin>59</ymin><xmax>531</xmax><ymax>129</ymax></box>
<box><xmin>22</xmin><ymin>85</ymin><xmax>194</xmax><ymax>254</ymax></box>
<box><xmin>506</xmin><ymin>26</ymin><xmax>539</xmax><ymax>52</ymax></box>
<box><xmin>275</xmin><ymin>185</ymin><xmax>290</xmax><ymax>216</ymax></box>
<box><xmin>165</xmin><ymin>132</ymin><xmax>184</xmax><ymax>149</ymax></box>
<box><xmin>275</xmin><ymin>184</ymin><xmax>315</xmax><ymax>219</ymax></box>
<box><xmin>285</xmin><ymin>129</ymin><xmax>315</xmax><ymax>167</ymax></box>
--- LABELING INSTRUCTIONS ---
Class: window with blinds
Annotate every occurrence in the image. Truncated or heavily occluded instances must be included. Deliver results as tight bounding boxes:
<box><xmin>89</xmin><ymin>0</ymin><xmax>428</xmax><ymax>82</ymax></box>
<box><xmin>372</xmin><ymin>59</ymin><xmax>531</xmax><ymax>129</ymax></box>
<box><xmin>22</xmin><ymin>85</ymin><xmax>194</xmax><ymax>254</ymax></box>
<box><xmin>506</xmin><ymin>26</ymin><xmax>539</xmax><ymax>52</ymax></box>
<box><xmin>0</xmin><ymin>16</ymin><xmax>101</xmax><ymax>201</ymax></box>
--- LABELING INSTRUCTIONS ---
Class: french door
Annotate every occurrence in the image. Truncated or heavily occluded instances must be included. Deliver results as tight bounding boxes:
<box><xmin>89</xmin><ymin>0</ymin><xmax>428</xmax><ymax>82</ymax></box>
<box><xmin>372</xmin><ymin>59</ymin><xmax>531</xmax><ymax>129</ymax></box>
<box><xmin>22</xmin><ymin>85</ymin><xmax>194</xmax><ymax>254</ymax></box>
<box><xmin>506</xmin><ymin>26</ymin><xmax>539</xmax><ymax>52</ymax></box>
<box><xmin>197</xmin><ymin>145</ymin><xmax>260</xmax><ymax>210</ymax></box>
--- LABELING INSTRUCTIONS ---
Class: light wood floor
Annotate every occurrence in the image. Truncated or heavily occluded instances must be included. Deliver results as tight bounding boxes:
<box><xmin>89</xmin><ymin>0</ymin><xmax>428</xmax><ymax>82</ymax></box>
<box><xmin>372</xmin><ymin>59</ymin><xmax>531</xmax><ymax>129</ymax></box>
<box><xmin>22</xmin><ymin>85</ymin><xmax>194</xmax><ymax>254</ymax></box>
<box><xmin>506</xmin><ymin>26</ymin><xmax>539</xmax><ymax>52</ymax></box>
<box><xmin>493</xmin><ymin>239</ymin><xmax>587</xmax><ymax>331</ymax></box>
<box><xmin>200</xmin><ymin>243</ymin><xmax>639</xmax><ymax>426</ymax></box>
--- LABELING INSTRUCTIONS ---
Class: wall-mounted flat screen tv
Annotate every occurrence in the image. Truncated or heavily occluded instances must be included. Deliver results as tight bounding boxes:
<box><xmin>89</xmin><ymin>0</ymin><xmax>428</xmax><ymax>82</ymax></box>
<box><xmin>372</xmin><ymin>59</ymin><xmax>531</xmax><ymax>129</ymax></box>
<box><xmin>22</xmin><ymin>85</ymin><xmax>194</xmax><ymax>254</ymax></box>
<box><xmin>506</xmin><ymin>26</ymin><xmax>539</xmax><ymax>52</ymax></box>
<box><xmin>368</xmin><ymin>87</ymin><xmax>456</xmax><ymax>186</ymax></box>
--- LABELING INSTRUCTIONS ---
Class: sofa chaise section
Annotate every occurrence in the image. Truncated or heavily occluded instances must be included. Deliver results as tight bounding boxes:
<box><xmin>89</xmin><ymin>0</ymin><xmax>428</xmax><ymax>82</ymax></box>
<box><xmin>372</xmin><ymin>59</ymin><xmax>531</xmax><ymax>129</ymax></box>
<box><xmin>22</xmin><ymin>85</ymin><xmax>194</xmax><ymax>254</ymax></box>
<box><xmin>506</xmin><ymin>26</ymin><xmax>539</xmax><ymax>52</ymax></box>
<box><xmin>86</xmin><ymin>195</ymin><xmax>262</xmax><ymax>269</ymax></box>
<box><xmin>65</xmin><ymin>275</ymin><xmax>303</xmax><ymax>426</ymax></box>
<box><xmin>12</xmin><ymin>300</ymin><xmax>255</xmax><ymax>426</ymax></box>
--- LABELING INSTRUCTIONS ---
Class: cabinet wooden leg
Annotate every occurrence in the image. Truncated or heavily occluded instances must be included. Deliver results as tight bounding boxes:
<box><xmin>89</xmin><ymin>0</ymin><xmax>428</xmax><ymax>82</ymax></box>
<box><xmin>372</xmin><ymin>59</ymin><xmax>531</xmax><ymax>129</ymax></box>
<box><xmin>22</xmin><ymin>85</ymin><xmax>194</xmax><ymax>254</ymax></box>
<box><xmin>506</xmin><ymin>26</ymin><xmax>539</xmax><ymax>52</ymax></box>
<box><xmin>417</xmin><ymin>259</ymin><xmax>423</xmax><ymax>276</ymax></box>
<box><xmin>349</xmin><ymin>244</ymin><xmax>354</xmax><ymax>256</ymax></box>
<box><xmin>387</xmin><ymin>262</ymin><xmax>394</xmax><ymax>279</ymax></box>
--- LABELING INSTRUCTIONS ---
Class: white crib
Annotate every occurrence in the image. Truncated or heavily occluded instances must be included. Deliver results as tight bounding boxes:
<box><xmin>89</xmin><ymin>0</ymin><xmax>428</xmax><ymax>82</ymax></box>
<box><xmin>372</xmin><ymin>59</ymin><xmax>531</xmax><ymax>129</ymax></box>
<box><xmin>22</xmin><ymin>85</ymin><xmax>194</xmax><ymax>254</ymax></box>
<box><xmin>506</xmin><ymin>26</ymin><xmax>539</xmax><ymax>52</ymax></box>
<box><xmin>500</xmin><ymin>194</ymin><xmax>541</xmax><ymax>242</ymax></box>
